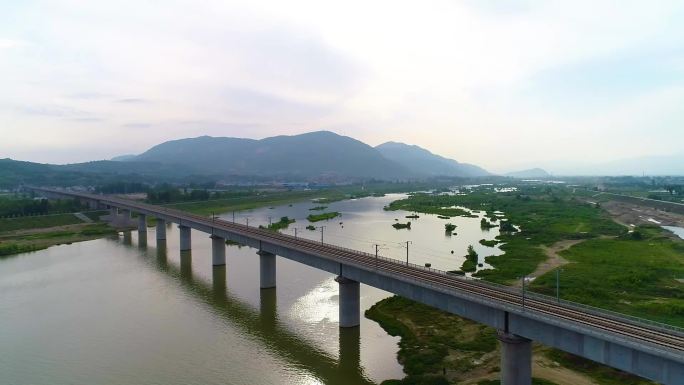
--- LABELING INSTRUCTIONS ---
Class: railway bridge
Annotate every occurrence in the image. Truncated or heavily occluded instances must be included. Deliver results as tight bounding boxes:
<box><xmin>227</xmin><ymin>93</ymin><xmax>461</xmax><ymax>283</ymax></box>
<box><xmin>31</xmin><ymin>187</ymin><xmax>684</xmax><ymax>385</ymax></box>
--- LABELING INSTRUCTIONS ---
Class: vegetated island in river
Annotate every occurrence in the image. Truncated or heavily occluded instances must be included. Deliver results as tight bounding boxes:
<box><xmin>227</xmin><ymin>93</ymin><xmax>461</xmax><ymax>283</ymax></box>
<box><xmin>392</xmin><ymin>222</ymin><xmax>411</xmax><ymax>230</ymax></box>
<box><xmin>309</xmin><ymin>206</ymin><xmax>328</xmax><ymax>211</ymax></box>
<box><xmin>259</xmin><ymin>216</ymin><xmax>295</xmax><ymax>231</ymax></box>
<box><xmin>307</xmin><ymin>211</ymin><xmax>341</xmax><ymax>222</ymax></box>
<box><xmin>479</xmin><ymin>239</ymin><xmax>499</xmax><ymax>247</ymax></box>
<box><xmin>460</xmin><ymin>245</ymin><xmax>479</xmax><ymax>272</ymax></box>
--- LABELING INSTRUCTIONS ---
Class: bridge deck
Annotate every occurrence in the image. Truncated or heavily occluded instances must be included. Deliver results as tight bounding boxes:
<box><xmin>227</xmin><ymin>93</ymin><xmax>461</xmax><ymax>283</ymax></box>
<box><xmin>31</xmin><ymin>188</ymin><xmax>684</xmax><ymax>384</ymax></box>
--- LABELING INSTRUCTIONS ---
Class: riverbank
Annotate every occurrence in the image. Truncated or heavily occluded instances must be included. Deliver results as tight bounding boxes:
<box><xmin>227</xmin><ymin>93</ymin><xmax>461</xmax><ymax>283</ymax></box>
<box><xmin>0</xmin><ymin>187</ymin><xmax>385</xmax><ymax>257</ymax></box>
<box><xmin>367</xmin><ymin>296</ymin><xmax>654</xmax><ymax>385</ymax></box>
<box><xmin>160</xmin><ymin>183</ymin><xmax>437</xmax><ymax>216</ymax></box>
<box><xmin>0</xmin><ymin>222</ymin><xmax>117</xmax><ymax>257</ymax></box>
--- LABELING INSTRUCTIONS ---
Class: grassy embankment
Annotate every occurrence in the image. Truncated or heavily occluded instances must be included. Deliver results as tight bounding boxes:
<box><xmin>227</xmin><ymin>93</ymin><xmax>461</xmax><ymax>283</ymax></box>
<box><xmin>369</xmin><ymin>296</ymin><xmax>654</xmax><ymax>385</ymax></box>
<box><xmin>375</xmin><ymin>185</ymin><xmax>676</xmax><ymax>384</ymax></box>
<box><xmin>531</xmin><ymin>224</ymin><xmax>684</xmax><ymax>326</ymax></box>
<box><xmin>0</xmin><ymin>221</ymin><xmax>116</xmax><ymax>257</ymax></box>
<box><xmin>0</xmin><ymin>208</ymin><xmax>114</xmax><ymax>257</ymax></box>
<box><xmin>366</xmin><ymin>296</ymin><xmax>594</xmax><ymax>385</ymax></box>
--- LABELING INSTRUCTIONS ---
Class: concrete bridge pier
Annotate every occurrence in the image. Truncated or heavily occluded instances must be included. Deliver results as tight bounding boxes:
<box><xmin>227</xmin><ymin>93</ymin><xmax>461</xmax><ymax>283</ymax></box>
<box><xmin>335</xmin><ymin>276</ymin><xmax>360</xmax><ymax>328</ymax></box>
<box><xmin>211</xmin><ymin>235</ymin><xmax>226</xmax><ymax>266</ymax></box>
<box><xmin>121</xmin><ymin>209</ymin><xmax>132</xmax><ymax>222</ymax></box>
<box><xmin>156</xmin><ymin>219</ymin><xmax>166</xmax><ymax>240</ymax></box>
<box><xmin>109</xmin><ymin>206</ymin><xmax>119</xmax><ymax>220</ymax></box>
<box><xmin>138</xmin><ymin>214</ymin><xmax>147</xmax><ymax>233</ymax></box>
<box><xmin>179</xmin><ymin>225</ymin><xmax>191</xmax><ymax>251</ymax></box>
<box><xmin>137</xmin><ymin>214</ymin><xmax>147</xmax><ymax>247</ymax></box>
<box><xmin>258</xmin><ymin>251</ymin><xmax>276</xmax><ymax>289</ymax></box>
<box><xmin>498</xmin><ymin>331</ymin><xmax>532</xmax><ymax>385</ymax></box>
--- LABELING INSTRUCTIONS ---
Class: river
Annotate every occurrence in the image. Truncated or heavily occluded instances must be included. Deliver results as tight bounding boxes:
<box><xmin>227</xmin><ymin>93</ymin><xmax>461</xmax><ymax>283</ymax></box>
<box><xmin>0</xmin><ymin>194</ymin><xmax>504</xmax><ymax>385</ymax></box>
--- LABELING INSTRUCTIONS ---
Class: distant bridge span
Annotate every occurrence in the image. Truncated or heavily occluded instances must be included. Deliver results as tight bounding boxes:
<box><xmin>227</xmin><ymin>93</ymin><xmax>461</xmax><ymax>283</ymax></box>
<box><xmin>30</xmin><ymin>187</ymin><xmax>684</xmax><ymax>385</ymax></box>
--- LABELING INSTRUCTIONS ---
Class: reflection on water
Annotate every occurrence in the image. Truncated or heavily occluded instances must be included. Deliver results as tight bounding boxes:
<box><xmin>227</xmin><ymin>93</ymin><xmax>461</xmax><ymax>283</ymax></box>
<box><xmin>0</xmin><ymin>194</ymin><xmax>506</xmax><ymax>385</ymax></box>
<box><xmin>0</xmin><ymin>226</ymin><xmax>391</xmax><ymax>385</ymax></box>
<box><xmin>226</xmin><ymin>194</ymin><xmax>505</xmax><ymax>274</ymax></box>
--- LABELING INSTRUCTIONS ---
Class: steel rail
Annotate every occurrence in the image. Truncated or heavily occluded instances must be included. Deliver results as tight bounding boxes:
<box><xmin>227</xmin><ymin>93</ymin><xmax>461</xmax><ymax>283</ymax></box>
<box><xmin>35</xmin><ymin>189</ymin><xmax>684</xmax><ymax>354</ymax></box>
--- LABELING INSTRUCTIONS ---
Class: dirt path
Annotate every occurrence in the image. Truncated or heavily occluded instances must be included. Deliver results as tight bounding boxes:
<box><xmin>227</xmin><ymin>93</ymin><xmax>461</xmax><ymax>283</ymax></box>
<box><xmin>513</xmin><ymin>240</ymin><xmax>582</xmax><ymax>287</ymax></box>
<box><xmin>600</xmin><ymin>200</ymin><xmax>684</xmax><ymax>228</ymax></box>
<box><xmin>532</xmin><ymin>352</ymin><xmax>598</xmax><ymax>385</ymax></box>
<box><xmin>459</xmin><ymin>348</ymin><xmax>598</xmax><ymax>385</ymax></box>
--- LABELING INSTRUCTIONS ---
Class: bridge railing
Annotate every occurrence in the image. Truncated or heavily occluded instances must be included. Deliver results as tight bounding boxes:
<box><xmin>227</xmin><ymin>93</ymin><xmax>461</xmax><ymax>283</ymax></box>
<box><xmin>32</xmin><ymin>188</ymin><xmax>684</xmax><ymax>336</ymax></box>
<box><xmin>320</xmin><ymin>240</ymin><xmax>684</xmax><ymax>335</ymax></box>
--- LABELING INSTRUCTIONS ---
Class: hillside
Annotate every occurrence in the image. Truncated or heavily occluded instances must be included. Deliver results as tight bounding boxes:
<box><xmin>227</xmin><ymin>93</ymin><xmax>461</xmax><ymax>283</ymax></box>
<box><xmin>132</xmin><ymin>131</ymin><xmax>412</xmax><ymax>179</ymax></box>
<box><xmin>1</xmin><ymin>131</ymin><xmax>495</xmax><ymax>187</ymax></box>
<box><xmin>375</xmin><ymin>142</ymin><xmax>489</xmax><ymax>177</ymax></box>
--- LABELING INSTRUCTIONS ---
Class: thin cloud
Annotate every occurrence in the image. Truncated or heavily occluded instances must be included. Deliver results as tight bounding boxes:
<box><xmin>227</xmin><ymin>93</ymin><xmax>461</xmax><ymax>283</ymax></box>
<box><xmin>116</xmin><ymin>98</ymin><xmax>147</xmax><ymax>104</ymax></box>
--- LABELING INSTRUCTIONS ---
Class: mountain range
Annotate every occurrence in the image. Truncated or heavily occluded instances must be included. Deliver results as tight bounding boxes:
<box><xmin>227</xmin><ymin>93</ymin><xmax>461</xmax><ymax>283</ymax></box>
<box><xmin>124</xmin><ymin>131</ymin><xmax>490</xmax><ymax>179</ymax></box>
<box><xmin>0</xmin><ymin>131</ymin><xmax>490</xmax><ymax>187</ymax></box>
<box><xmin>375</xmin><ymin>142</ymin><xmax>489</xmax><ymax>177</ymax></box>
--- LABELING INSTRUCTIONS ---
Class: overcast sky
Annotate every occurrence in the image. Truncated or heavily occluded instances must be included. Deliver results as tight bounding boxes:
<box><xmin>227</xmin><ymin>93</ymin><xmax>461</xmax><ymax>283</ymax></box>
<box><xmin>1</xmin><ymin>0</ymin><xmax>683</xmax><ymax>172</ymax></box>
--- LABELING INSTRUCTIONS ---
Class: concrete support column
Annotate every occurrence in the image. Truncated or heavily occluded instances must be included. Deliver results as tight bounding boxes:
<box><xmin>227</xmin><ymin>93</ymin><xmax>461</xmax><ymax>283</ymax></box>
<box><xmin>110</xmin><ymin>206</ymin><xmax>119</xmax><ymax>218</ymax></box>
<box><xmin>179</xmin><ymin>225</ymin><xmax>191</xmax><ymax>251</ymax></box>
<box><xmin>138</xmin><ymin>214</ymin><xmax>147</xmax><ymax>233</ymax></box>
<box><xmin>335</xmin><ymin>276</ymin><xmax>360</xmax><ymax>328</ymax></box>
<box><xmin>258</xmin><ymin>251</ymin><xmax>276</xmax><ymax>289</ymax></box>
<box><xmin>156</xmin><ymin>219</ymin><xmax>166</xmax><ymax>240</ymax></box>
<box><xmin>498</xmin><ymin>331</ymin><xmax>532</xmax><ymax>385</ymax></box>
<box><xmin>211</xmin><ymin>235</ymin><xmax>226</xmax><ymax>266</ymax></box>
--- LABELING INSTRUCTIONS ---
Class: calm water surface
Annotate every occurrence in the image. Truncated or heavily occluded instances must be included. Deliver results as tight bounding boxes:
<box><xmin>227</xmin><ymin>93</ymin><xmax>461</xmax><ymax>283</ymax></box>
<box><xmin>663</xmin><ymin>226</ymin><xmax>684</xmax><ymax>240</ymax></box>
<box><xmin>0</xmin><ymin>194</ymin><xmax>504</xmax><ymax>385</ymax></box>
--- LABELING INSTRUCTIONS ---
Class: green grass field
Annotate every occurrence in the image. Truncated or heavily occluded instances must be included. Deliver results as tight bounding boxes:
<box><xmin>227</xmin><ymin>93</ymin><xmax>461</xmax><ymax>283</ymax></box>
<box><xmin>531</xmin><ymin>225</ymin><xmax>684</xmax><ymax>326</ymax></box>
<box><xmin>0</xmin><ymin>214</ymin><xmax>84</xmax><ymax>232</ymax></box>
<box><xmin>0</xmin><ymin>223</ymin><xmax>116</xmax><ymax>257</ymax></box>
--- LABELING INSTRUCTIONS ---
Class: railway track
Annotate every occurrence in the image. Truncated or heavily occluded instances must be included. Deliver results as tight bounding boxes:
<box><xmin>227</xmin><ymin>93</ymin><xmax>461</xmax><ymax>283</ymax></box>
<box><xmin>48</xmin><ymin>193</ymin><xmax>684</xmax><ymax>354</ymax></box>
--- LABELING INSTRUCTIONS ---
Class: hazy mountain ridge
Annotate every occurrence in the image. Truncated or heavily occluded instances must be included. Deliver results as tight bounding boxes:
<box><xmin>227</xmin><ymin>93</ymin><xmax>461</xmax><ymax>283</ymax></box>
<box><xmin>375</xmin><ymin>141</ymin><xmax>489</xmax><ymax>177</ymax></box>
<box><xmin>131</xmin><ymin>131</ymin><xmax>412</xmax><ymax>179</ymax></box>
<box><xmin>505</xmin><ymin>168</ymin><xmax>551</xmax><ymax>178</ymax></box>
<box><xmin>0</xmin><ymin>131</ymin><xmax>502</xmax><ymax>186</ymax></box>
